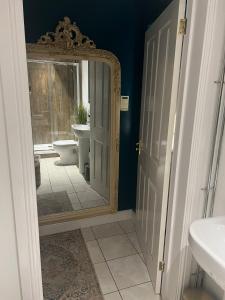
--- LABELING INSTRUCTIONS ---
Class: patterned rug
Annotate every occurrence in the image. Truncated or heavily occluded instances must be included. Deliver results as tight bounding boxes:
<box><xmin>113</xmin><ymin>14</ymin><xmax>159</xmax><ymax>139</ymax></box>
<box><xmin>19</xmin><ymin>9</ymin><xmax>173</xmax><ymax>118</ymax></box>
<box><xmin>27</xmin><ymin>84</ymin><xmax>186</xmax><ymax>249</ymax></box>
<box><xmin>40</xmin><ymin>230</ymin><xmax>103</xmax><ymax>300</ymax></box>
<box><xmin>37</xmin><ymin>191</ymin><xmax>73</xmax><ymax>217</ymax></box>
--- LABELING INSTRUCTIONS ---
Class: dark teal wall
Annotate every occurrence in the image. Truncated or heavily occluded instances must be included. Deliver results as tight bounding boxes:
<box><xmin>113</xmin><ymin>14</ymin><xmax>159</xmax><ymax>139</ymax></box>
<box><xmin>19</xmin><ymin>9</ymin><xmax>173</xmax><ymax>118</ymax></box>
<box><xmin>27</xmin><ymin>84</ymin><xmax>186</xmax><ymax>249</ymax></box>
<box><xmin>23</xmin><ymin>0</ymin><xmax>172</xmax><ymax>211</ymax></box>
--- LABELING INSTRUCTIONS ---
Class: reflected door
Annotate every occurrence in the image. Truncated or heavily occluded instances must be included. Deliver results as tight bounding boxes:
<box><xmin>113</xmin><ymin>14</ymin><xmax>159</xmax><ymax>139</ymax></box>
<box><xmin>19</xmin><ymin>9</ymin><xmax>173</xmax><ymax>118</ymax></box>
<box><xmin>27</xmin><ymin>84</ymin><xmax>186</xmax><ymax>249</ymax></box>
<box><xmin>89</xmin><ymin>61</ymin><xmax>110</xmax><ymax>199</ymax></box>
<box><xmin>136</xmin><ymin>0</ymin><xmax>185</xmax><ymax>293</ymax></box>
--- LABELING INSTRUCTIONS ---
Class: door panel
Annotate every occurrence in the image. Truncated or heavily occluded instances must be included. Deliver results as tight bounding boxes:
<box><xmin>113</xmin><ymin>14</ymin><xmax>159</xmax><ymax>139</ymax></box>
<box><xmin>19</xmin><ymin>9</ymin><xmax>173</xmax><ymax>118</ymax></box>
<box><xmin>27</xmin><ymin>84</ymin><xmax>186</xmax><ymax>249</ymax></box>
<box><xmin>89</xmin><ymin>61</ymin><xmax>110</xmax><ymax>199</ymax></box>
<box><xmin>136</xmin><ymin>0</ymin><xmax>185</xmax><ymax>293</ymax></box>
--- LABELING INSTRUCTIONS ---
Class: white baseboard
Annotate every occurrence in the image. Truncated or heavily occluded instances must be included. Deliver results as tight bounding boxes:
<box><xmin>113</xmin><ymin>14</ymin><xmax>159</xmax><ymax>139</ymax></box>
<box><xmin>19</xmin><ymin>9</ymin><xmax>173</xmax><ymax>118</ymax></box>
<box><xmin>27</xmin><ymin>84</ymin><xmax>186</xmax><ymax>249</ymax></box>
<box><xmin>39</xmin><ymin>209</ymin><xmax>135</xmax><ymax>236</ymax></box>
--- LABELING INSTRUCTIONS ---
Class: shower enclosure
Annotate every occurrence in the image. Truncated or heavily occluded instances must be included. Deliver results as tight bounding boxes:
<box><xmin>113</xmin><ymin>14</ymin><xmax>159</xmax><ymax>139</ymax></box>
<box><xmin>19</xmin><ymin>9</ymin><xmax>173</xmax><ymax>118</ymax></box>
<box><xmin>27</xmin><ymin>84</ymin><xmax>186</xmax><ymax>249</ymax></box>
<box><xmin>28</xmin><ymin>60</ymin><xmax>80</xmax><ymax>150</ymax></box>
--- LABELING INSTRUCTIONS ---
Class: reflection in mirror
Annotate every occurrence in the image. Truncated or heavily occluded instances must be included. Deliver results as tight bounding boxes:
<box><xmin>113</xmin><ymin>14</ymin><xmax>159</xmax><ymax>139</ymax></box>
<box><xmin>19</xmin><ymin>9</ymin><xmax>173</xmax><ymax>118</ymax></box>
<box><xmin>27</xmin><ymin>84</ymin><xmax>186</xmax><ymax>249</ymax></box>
<box><xmin>28</xmin><ymin>59</ymin><xmax>111</xmax><ymax>219</ymax></box>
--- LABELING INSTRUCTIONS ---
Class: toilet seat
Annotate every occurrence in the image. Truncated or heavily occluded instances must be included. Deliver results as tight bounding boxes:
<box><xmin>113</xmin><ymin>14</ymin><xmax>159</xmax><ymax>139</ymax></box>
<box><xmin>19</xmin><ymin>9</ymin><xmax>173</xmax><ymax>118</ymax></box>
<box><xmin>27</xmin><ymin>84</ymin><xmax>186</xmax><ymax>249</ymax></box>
<box><xmin>53</xmin><ymin>140</ymin><xmax>77</xmax><ymax>146</ymax></box>
<box><xmin>53</xmin><ymin>140</ymin><xmax>78</xmax><ymax>165</ymax></box>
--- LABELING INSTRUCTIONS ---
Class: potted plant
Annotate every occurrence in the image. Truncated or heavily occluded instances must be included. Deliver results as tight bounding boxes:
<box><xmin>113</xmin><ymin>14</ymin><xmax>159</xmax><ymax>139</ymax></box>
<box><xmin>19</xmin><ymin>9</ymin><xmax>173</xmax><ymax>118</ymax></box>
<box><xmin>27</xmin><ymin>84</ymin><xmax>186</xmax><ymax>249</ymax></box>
<box><xmin>74</xmin><ymin>104</ymin><xmax>87</xmax><ymax>124</ymax></box>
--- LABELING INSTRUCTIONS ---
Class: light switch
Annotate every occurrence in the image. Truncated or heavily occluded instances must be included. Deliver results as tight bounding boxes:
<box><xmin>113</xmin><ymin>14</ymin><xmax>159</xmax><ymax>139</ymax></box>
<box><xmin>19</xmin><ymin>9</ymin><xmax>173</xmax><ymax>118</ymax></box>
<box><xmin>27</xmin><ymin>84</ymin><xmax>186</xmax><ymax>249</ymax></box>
<box><xmin>120</xmin><ymin>96</ymin><xmax>129</xmax><ymax>111</ymax></box>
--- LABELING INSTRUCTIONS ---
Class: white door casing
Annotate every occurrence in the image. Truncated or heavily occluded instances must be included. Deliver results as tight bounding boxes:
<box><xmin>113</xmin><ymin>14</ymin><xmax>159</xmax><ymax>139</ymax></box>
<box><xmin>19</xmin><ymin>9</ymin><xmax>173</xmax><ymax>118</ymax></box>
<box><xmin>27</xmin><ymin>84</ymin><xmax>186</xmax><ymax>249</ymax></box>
<box><xmin>89</xmin><ymin>61</ymin><xmax>110</xmax><ymax>199</ymax></box>
<box><xmin>0</xmin><ymin>0</ymin><xmax>43</xmax><ymax>299</ymax></box>
<box><xmin>136</xmin><ymin>0</ymin><xmax>186</xmax><ymax>293</ymax></box>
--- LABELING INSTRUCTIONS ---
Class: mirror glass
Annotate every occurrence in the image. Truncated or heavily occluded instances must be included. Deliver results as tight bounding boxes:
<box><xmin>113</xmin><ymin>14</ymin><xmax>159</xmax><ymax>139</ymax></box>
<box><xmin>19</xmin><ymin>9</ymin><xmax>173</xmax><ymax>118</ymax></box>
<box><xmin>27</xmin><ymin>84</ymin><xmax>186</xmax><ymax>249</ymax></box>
<box><xmin>28</xmin><ymin>59</ymin><xmax>111</xmax><ymax>219</ymax></box>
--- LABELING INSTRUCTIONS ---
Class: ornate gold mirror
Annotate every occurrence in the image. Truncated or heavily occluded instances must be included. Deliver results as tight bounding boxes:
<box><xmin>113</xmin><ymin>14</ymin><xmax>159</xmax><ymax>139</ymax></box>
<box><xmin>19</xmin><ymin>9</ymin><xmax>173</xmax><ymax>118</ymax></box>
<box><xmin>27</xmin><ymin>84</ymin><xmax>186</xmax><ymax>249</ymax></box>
<box><xmin>27</xmin><ymin>17</ymin><xmax>120</xmax><ymax>225</ymax></box>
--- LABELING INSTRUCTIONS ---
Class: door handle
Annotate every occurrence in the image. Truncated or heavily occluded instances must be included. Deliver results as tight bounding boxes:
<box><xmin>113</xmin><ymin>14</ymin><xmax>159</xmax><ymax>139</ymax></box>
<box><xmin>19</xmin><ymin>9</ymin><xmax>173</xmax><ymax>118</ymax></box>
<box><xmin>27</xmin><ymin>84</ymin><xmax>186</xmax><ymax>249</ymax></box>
<box><xmin>136</xmin><ymin>141</ymin><xmax>143</xmax><ymax>155</ymax></box>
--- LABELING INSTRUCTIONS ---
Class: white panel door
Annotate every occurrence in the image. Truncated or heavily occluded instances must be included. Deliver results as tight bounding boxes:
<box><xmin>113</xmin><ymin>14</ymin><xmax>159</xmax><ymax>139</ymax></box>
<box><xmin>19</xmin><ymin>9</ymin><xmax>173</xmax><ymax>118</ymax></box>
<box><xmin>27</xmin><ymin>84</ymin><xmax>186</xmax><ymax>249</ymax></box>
<box><xmin>89</xmin><ymin>61</ymin><xmax>110</xmax><ymax>199</ymax></box>
<box><xmin>136</xmin><ymin>0</ymin><xmax>185</xmax><ymax>293</ymax></box>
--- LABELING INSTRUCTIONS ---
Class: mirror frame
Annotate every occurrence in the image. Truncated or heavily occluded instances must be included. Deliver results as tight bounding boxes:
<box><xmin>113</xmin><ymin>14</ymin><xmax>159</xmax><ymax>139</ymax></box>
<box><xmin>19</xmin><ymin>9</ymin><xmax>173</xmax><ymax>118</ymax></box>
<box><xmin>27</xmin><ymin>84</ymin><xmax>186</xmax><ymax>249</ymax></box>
<box><xmin>26</xmin><ymin>17</ymin><xmax>121</xmax><ymax>225</ymax></box>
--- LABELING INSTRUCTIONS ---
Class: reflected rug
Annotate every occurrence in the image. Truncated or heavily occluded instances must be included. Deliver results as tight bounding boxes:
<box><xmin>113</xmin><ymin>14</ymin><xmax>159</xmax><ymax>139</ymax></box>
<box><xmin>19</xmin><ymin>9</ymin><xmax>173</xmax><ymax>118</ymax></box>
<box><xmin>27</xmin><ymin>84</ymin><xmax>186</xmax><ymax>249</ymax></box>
<box><xmin>37</xmin><ymin>191</ymin><xmax>73</xmax><ymax>217</ymax></box>
<box><xmin>40</xmin><ymin>229</ymin><xmax>103</xmax><ymax>300</ymax></box>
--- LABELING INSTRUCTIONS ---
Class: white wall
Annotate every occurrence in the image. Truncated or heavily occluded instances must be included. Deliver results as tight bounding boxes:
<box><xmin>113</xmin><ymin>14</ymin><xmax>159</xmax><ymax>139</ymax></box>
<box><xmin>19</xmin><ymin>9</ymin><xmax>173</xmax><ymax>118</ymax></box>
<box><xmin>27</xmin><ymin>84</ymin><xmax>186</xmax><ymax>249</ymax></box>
<box><xmin>213</xmin><ymin>122</ymin><xmax>225</xmax><ymax>216</ymax></box>
<box><xmin>81</xmin><ymin>60</ymin><xmax>89</xmax><ymax>110</ymax></box>
<box><xmin>205</xmin><ymin>82</ymin><xmax>225</xmax><ymax>298</ymax></box>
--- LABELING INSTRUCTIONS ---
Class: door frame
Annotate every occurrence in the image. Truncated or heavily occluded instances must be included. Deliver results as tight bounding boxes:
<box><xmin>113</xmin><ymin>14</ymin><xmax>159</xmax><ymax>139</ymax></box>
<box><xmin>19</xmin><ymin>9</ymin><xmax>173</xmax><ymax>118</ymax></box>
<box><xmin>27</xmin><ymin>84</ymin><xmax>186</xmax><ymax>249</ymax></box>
<box><xmin>161</xmin><ymin>0</ymin><xmax>225</xmax><ymax>299</ymax></box>
<box><xmin>1</xmin><ymin>0</ymin><xmax>43</xmax><ymax>299</ymax></box>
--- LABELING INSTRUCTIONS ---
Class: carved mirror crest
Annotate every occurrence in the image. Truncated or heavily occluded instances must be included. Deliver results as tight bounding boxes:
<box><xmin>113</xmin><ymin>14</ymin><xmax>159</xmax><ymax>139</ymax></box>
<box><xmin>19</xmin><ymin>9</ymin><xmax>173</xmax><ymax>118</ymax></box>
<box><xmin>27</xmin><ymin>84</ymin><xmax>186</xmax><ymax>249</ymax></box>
<box><xmin>37</xmin><ymin>17</ymin><xmax>96</xmax><ymax>49</ymax></box>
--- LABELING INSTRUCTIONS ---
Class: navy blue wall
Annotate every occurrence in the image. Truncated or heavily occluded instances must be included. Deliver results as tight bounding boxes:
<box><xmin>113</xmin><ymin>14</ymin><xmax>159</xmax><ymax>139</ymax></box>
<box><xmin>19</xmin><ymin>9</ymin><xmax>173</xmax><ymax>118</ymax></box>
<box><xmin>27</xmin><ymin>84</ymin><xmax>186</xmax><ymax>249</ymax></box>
<box><xmin>23</xmin><ymin>0</ymin><xmax>172</xmax><ymax>211</ymax></box>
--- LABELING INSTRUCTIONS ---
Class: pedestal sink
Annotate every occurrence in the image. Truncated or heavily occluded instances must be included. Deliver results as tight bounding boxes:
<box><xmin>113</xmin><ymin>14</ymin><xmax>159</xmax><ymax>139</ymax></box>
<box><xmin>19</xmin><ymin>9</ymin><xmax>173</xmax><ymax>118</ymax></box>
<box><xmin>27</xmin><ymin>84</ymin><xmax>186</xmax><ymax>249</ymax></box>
<box><xmin>189</xmin><ymin>217</ymin><xmax>225</xmax><ymax>289</ymax></box>
<box><xmin>71</xmin><ymin>124</ymin><xmax>90</xmax><ymax>174</ymax></box>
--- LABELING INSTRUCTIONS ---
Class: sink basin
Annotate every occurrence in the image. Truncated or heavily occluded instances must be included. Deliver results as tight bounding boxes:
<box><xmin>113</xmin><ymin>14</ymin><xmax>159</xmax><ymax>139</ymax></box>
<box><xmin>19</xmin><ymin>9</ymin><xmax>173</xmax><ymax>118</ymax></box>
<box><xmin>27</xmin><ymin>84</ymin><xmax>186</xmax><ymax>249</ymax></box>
<box><xmin>72</xmin><ymin>124</ymin><xmax>90</xmax><ymax>139</ymax></box>
<box><xmin>189</xmin><ymin>217</ymin><xmax>225</xmax><ymax>289</ymax></box>
<box><xmin>71</xmin><ymin>124</ymin><xmax>90</xmax><ymax>174</ymax></box>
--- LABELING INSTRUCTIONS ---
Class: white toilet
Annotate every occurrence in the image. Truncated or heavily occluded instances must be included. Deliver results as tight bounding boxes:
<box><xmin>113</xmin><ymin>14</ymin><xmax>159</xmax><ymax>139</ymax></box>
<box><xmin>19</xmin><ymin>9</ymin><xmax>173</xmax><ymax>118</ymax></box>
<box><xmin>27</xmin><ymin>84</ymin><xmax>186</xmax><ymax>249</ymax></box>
<box><xmin>53</xmin><ymin>140</ymin><xmax>78</xmax><ymax>166</ymax></box>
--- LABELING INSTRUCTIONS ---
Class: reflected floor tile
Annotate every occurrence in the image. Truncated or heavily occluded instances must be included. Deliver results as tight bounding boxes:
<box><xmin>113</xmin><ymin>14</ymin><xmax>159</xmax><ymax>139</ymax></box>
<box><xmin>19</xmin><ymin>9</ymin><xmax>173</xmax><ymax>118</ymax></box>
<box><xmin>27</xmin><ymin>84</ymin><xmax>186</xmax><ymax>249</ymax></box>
<box><xmin>69</xmin><ymin>173</ymin><xmax>86</xmax><ymax>183</ymax></box>
<box><xmin>71</xmin><ymin>201</ymin><xmax>82</xmax><ymax>211</ymax></box>
<box><xmin>73</xmin><ymin>182</ymin><xmax>91</xmax><ymax>192</ymax></box>
<box><xmin>120</xmin><ymin>282</ymin><xmax>160</xmax><ymax>300</ymax></box>
<box><xmin>77</xmin><ymin>190</ymin><xmax>102</xmax><ymax>202</ymax></box>
<box><xmin>104</xmin><ymin>292</ymin><xmax>122</xmax><ymax>300</ymax></box>
<box><xmin>68</xmin><ymin>193</ymin><xmax>82</xmax><ymax>210</ymax></box>
<box><xmin>92</xmin><ymin>222</ymin><xmax>123</xmax><ymax>239</ymax></box>
<box><xmin>37</xmin><ymin>185</ymin><xmax>52</xmax><ymax>195</ymax></box>
<box><xmin>86</xmin><ymin>240</ymin><xmax>105</xmax><ymax>264</ymax></box>
<box><xmin>51</xmin><ymin>184</ymin><xmax>75</xmax><ymax>194</ymax></box>
<box><xmin>80</xmin><ymin>198</ymin><xmax>105</xmax><ymax>209</ymax></box>
<box><xmin>50</xmin><ymin>178</ymin><xmax>71</xmax><ymax>187</ymax></box>
<box><xmin>98</xmin><ymin>235</ymin><xmax>137</xmax><ymax>260</ymax></box>
<box><xmin>107</xmin><ymin>254</ymin><xmax>150</xmax><ymax>290</ymax></box>
<box><xmin>40</xmin><ymin>177</ymin><xmax>51</xmax><ymax>186</ymax></box>
<box><xmin>68</xmin><ymin>192</ymin><xmax>79</xmax><ymax>202</ymax></box>
<box><xmin>94</xmin><ymin>262</ymin><xmax>117</xmax><ymax>294</ymax></box>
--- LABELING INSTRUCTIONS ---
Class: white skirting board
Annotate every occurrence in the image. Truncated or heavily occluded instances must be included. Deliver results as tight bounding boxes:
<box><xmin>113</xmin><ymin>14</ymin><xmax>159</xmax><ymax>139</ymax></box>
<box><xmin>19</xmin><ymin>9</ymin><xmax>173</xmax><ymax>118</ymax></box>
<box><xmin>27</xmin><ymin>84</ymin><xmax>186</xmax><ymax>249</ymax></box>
<box><xmin>39</xmin><ymin>209</ymin><xmax>135</xmax><ymax>236</ymax></box>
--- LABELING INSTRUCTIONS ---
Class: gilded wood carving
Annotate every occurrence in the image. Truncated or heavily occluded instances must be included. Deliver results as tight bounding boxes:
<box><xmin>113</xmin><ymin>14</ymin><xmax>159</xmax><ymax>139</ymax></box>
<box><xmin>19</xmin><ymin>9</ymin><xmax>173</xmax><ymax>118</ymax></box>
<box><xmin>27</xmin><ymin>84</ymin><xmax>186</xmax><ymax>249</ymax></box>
<box><xmin>26</xmin><ymin>17</ymin><xmax>121</xmax><ymax>225</ymax></box>
<box><xmin>38</xmin><ymin>17</ymin><xmax>96</xmax><ymax>49</ymax></box>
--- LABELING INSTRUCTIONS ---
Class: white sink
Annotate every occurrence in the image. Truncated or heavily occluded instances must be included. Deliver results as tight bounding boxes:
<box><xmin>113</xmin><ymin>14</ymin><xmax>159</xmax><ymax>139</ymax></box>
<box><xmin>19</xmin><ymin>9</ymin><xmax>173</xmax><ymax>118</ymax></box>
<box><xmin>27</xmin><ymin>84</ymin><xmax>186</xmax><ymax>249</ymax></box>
<box><xmin>189</xmin><ymin>217</ymin><xmax>225</xmax><ymax>289</ymax></box>
<box><xmin>71</xmin><ymin>124</ymin><xmax>90</xmax><ymax>174</ymax></box>
<box><xmin>71</xmin><ymin>124</ymin><xmax>90</xmax><ymax>139</ymax></box>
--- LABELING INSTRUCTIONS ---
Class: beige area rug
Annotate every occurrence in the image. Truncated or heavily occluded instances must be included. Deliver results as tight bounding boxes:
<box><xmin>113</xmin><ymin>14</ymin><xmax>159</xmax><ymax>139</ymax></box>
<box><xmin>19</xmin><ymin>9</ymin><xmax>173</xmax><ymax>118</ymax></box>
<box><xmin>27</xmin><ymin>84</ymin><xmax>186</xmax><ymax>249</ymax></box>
<box><xmin>37</xmin><ymin>191</ymin><xmax>73</xmax><ymax>217</ymax></box>
<box><xmin>40</xmin><ymin>229</ymin><xmax>103</xmax><ymax>300</ymax></box>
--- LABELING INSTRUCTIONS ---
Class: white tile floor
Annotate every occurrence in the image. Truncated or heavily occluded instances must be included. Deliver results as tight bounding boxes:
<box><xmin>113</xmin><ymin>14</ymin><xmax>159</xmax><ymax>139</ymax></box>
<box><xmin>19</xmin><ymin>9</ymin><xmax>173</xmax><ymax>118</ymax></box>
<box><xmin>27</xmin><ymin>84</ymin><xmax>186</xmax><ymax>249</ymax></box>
<box><xmin>37</xmin><ymin>157</ymin><xmax>108</xmax><ymax>214</ymax></box>
<box><xmin>81</xmin><ymin>220</ymin><xmax>161</xmax><ymax>300</ymax></box>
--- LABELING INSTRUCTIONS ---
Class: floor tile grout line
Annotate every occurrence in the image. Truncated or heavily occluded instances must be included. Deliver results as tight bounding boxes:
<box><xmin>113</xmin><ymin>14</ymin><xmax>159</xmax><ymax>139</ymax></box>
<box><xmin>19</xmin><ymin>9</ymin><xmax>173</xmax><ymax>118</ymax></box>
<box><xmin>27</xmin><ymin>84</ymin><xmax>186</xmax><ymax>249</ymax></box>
<box><xmin>43</xmin><ymin>158</ymin><xmax>53</xmax><ymax>193</ymax></box>
<box><xmin>91</xmin><ymin>238</ymin><xmax>150</xmax><ymax>288</ymax></box>
<box><xmin>95</xmin><ymin>237</ymin><xmax>107</xmax><ymax>262</ymax></box>
<box><xmin>96</xmin><ymin>236</ymin><xmax>138</xmax><ymax>262</ymax></box>
<box><xmin>97</xmin><ymin>232</ymin><xmax>134</xmax><ymax>242</ymax></box>
<box><xmin>93</xmin><ymin>233</ymin><xmax>151</xmax><ymax>294</ymax></box>
<box><xmin>118</xmin><ymin>280</ymin><xmax>152</xmax><ymax>292</ymax></box>
<box><xmin>99</xmin><ymin>252</ymin><xmax>141</xmax><ymax>264</ymax></box>
<box><xmin>86</xmin><ymin>240</ymin><xmax>106</xmax><ymax>264</ymax></box>
<box><xmin>125</xmin><ymin>232</ymin><xmax>143</xmax><ymax>254</ymax></box>
<box><xmin>95</xmin><ymin>237</ymin><xmax>120</xmax><ymax>293</ymax></box>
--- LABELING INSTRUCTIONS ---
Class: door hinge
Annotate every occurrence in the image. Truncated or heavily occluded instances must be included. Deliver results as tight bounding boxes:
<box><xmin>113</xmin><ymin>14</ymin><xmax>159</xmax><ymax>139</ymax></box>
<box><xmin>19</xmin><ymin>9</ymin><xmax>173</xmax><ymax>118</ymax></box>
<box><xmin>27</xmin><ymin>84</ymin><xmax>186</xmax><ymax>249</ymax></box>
<box><xmin>179</xmin><ymin>18</ymin><xmax>187</xmax><ymax>35</ymax></box>
<box><xmin>159</xmin><ymin>261</ymin><xmax>165</xmax><ymax>272</ymax></box>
